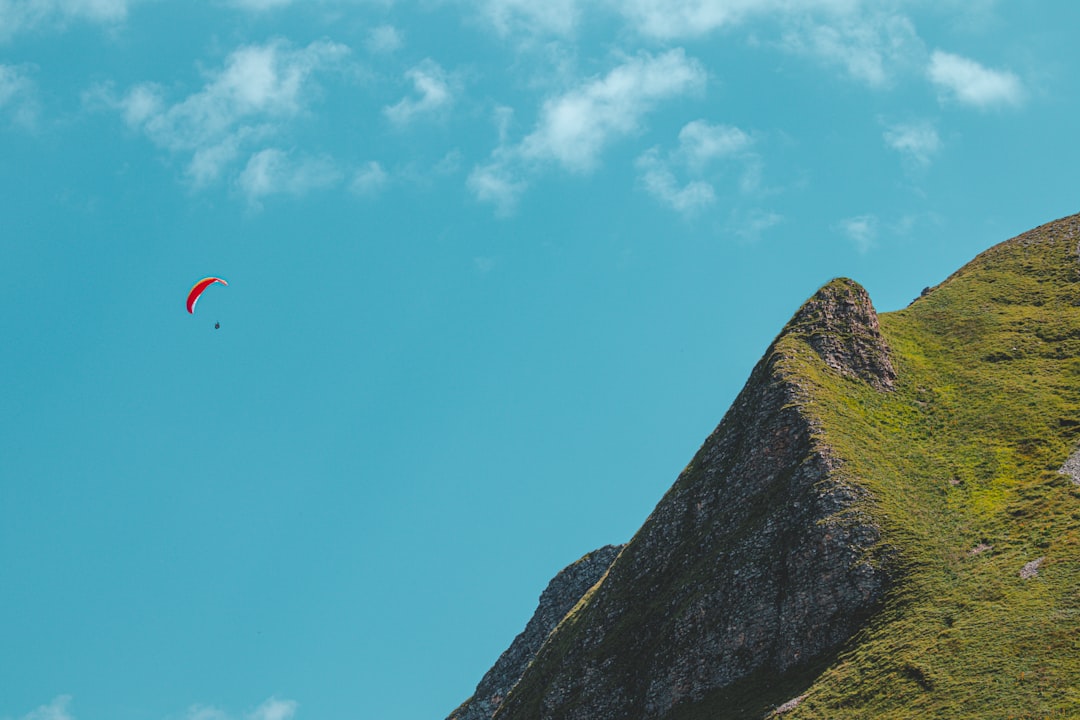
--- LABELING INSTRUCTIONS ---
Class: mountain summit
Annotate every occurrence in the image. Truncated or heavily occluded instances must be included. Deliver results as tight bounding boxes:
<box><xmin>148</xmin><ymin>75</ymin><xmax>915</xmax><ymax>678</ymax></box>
<box><xmin>450</xmin><ymin>214</ymin><xmax>1080</xmax><ymax>718</ymax></box>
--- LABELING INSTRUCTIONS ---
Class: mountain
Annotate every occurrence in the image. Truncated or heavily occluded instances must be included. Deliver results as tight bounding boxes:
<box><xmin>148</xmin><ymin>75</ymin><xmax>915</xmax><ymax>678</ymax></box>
<box><xmin>449</xmin><ymin>214</ymin><xmax>1080</xmax><ymax>719</ymax></box>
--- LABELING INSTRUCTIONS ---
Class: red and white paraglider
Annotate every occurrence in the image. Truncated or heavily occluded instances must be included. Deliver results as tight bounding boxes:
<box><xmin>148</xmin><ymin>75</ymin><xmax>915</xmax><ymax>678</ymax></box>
<box><xmin>187</xmin><ymin>277</ymin><xmax>227</xmax><ymax>327</ymax></box>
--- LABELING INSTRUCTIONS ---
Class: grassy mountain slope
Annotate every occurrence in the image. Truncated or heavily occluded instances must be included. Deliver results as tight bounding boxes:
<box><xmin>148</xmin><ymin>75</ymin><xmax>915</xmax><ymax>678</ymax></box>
<box><xmin>740</xmin><ymin>214</ymin><xmax>1080</xmax><ymax>717</ymax></box>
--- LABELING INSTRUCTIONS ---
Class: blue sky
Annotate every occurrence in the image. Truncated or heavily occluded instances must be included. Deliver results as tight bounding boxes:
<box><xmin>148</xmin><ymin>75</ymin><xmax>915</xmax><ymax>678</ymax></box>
<box><xmin>1</xmin><ymin>2</ymin><xmax>1076</xmax><ymax>719</ymax></box>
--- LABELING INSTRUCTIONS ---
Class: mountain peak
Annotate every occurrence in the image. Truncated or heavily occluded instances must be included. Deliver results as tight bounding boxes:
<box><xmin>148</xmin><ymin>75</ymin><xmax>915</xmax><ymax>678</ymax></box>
<box><xmin>781</xmin><ymin>277</ymin><xmax>896</xmax><ymax>391</ymax></box>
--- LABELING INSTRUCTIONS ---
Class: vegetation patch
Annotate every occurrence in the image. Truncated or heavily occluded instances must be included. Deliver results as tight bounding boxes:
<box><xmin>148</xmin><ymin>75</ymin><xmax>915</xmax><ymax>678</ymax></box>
<box><xmin>769</xmin><ymin>218</ymin><xmax>1080</xmax><ymax>717</ymax></box>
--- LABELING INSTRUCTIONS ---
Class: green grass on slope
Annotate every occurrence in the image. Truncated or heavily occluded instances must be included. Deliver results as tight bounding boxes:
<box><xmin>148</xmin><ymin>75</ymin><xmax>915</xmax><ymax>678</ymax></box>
<box><xmin>683</xmin><ymin>221</ymin><xmax>1080</xmax><ymax>719</ymax></box>
<box><xmin>783</xmin><ymin>224</ymin><xmax>1080</xmax><ymax>718</ymax></box>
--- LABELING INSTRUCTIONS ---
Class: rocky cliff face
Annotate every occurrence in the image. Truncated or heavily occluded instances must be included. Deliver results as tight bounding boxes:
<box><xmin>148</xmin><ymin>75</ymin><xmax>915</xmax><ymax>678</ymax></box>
<box><xmin>449</xmin><ymin>545</ymin><xmax>624</xmax><ymax>720</ymax></box>
<box><xmin>449</xmin><ymin>278</ymin><xmax>896</xmax><ymax>720</ymax></box>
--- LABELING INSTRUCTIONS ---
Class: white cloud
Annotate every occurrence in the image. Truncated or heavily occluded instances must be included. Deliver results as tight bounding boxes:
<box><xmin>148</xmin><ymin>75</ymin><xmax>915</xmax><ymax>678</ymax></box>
<box><xmin>493</xmin><ymin>104</ymin><xmax>514</xmax><ymax>145</ymax></box>
<box><xmin>635</xmin><ymin>119</ymin><xmax>759</xmax><ymax>215</ymax></box>
<box><xmin>883</xmin><ymin>120</ymin><xmax>940</xmax><ymax>167</ymax></box>
<box><xmin>0</xmin><ymin>0</ymin><xmax>135</xmax><ymax>40</ymax></box>
<box><xmin>434</xmin><ymin>148</ymin><xmax>463</xmax><ymax>175</ymax></box>
<box><xmin>519</xmin><ymin>49</ymin><xmax>706</xmax><ymax>173</ymax></box>
<box><xmin>247</xmin><ymin>698</ymin><xmax>297</xmax><ymax>720</ymax></box>
<box><xmin>615</xmin><ymin>1</ymin><xmax>926</xmax><ymax>89</ymax></box>
<box><xmin>839</xmin><ymin>213</ymin><xmax>878</xmax><ymax>253</ymax></box>
<box><xmin>103</xmin><ymin>39</ymin><xmax>348</xmax><ymax>188</ymax></box>
<box><xmin>467</xmin><ymin>49</ymin><xmax>705</xmax><ymax>214</ymax></box>
<box><xmin>366</xmin><ymin>24</ymin><xmax>402</xmax><ymax>54</ymax></box>
<box><xmin>467</xmin><ymin>161</ymin><xmax>526</xmax><ymax>216</ymax></box>
<box><xmin>384</xmin><ymin>59</ymin><xmax>454</xmax><ymax>126</ymax></box>
<box><xmin>12</xmin><ymin>696</ymin><xmax>298</xmax><ymax>720</ymax></box>
<box><xmin>0</xmin><ymin>64</ymin><xmax>28</xmax><ymax>105</ymax></box>
<box><xmin>184</xmin><ymin>707</ymin><xmax>230</xmax><ymax>720</ymax></box>
<box><xmin>781</xmin><ymin>11</ymin><xmax>922</xmax><ymax>88</ymax></box>
<box><xmin>116</xmin><ymin>81</ymin><xmax>162</xmax><ymax>126</ymax></box>
<box><xmin>181</xmin><ymin>698</ymin><xmax>298</xmax><ymax>720</ymax></box>
<box><xmin>927</xmin><ymin>50</ymin><xmax>1024</xmax><ymax>108</ymax></box>
<box><xmin>350</xmin><ymin>160</ymin><xmax>388</xmax><ymax>195</ymax></box>
<box><xmin>0</xmin><ymin>63</ymin><xmax>37</xmax><ymax>127</ymax></box>
<box><xmin>615</xmin><ymin>0</ymin><xmax>859</xmax><ymax>40</ymax></box>
<box><xmin>677</xmin><ymin>119</ymin><xmax>751</xmax><ymax>169</ymax></box>
<box><xmin>477</xmin><ymin>0</ymin><xmax>580</xmax><ymax>37</ymax></box>
<box><xmin>229</xmin><ymin>0</ymin><xmax>294</xmax><ymax>10</ymax></box>
<box><xmin>19</xmin><ymin>696</ymin><xmax>73</xmax><ymax>720</ymax></box>
<box><xmin>636</xmin><ymin>147</ymin><xmax>715</xmax><ymax>213</ymax></box>
<box><xmin>237</xmin><ymin>147</ymin><xmax>342</xmax><ymax>207</ymax></box>
<box><xmin>732</xmin><ymin>209</ymin><xmax>783</xmax><ymax>240</ymax></box>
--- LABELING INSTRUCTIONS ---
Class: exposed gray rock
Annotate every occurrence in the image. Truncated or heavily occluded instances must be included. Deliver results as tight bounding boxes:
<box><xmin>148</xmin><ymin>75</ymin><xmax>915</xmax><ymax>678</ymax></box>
<box><xmin>467</xmin><ymin>279</ymin><xmax>896</xmax><ymax>720</ymax></box>
<box><xmin>448</xmin><ymin>545</ymin><xmax>623</xmax><ymax>720</ymax></box>
<box><xmin>1058</xmin><ymin>447</ymin><xmax>1080</xmax><ymax>485</ymax></box>
<box><xmin>770</xmin><ymin>694</ymin><xmax>807</xmax><ymax>715</ymax></box>
<box><xmin>1020</xmin><ymin>557</ymin><xmax>1045</xmax><ymax>579</ymax></box>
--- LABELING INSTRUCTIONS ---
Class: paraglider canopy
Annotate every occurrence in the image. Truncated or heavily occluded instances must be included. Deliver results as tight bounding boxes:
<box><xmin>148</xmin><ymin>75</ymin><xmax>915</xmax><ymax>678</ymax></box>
<box><xmin>187</xmin><ymin>277</ymin><xmax>227</xmax><ymax>314</ymax></box>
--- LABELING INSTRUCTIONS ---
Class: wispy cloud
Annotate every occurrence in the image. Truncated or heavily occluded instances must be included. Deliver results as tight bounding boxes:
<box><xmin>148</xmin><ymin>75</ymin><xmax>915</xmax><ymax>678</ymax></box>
<box><xmin>780</xmin><ymin>11</ymin><xmax>923</xmax><ymax>88</ymax></box>
<box><xmin>180</xmin><ymin>698</ymin><xmax>297</xmax><ymax>720</ymax></box>
<box><xmin>18</xmin><ymin>695</ymin><xmax>73</xmax><ymax>720</ymax></box>
<box><xmin>883</xmin><ymin>120</ymin><xmax>940</xmax><ymax>168</ymax></box>
<box><xmin>476</xmin><ymin>0</ymin><xmax>581</xmax><ymax>37</ymax></box>
<box><xmin>247</xmin><ymin>698</ymin><xmax>298</xmax><ymax>720</ymax></box>
<box><xmin>13</xmin><ymin>695</ymin><xmax>296</xmax><ymax>720</ymax></box>
<box><xmin>0</xmin><ymin>0</ymin><xmax>136</xmax><ymax>41</ymax></box>
<box><xmin>614</xmin><ymin>1</ymin><xmax>928</xmax><ymax>89</ymax></box>
<box><xmin>184</xmin><ymin>707</ymin><xmax>230</xmax><ymax>720</ymax></box>
<box><xmin>519</xmin><ymin>49</ymin><xmax>706</xmax><ymax>173</ymax></box>
<box><xmin>237</xmin><ymin>147</ymin><xmax>342</xmax><ymax>208</ymax></box>
<box><xmin>636</xmin><ymin>119</ymin><xmax>758</xmax><ymax>216</ymax></box>
<box><xmin>366</xmin><ymin>24</ymin><xmax>402</xmax><ymax>54</ymax></box>
<box><xmin>732</xmin><ymin>208</ymin><xmax>783</xmax><ymax>241</ymax></box>
<box><xmin>616</xmin><ymin>0</ymin><xmax>859</xmax><ymax>41</ymax></box>
<box><xmin>473</xmin><ymin>256</ymin><xmax>496</xmax><ymax>273</ymax></box>
<box><xmin>384</xmin><ymin>59</ymin><xmax>455</xmax><ymax>126</ymax></box>
<box><xmin>228</xmin><ymin>0</ymin><xmax>295</xmax><ymax>10</ymax></box>
<box><xmin>96</xmin><ymin>38</ymin><xmax>349</xmax><ymax>189</ymax></box>
<box><xmin>676</xmin><ymin>120</ymin><xmax>752</xmax><ymax>170</ymax></box>
<box><xmin>927</xmin><ymin>50</ymin><xmax>1024</xmax><ymax>109</ymax></box>
<box><xmin>467</xmin><ymin>160</ymin><xmax>527</xmax><ymax>216</ymax></box>
<box><xmin>468</xmin><ymin>49</ymin><xmax>705</xmax><ymax>214</ymax></box>
<box><xmin>0</xmin><ymin>63</ymin><xmax>38</xmax><ymax>127</ymax></box>
<box><xmin>350</xmin><ymin>160</ymin><xmax>388</xmax><ymax>196</ymax></box>
<box><xmin>636</xmin><ymin>148</ymin><xmax>715</xmax><ymax>213</ymax></box>
<box><xmin>839</xmin><ymin>213</ymin><xmax>878</xmax><ymax>253</ymax></box>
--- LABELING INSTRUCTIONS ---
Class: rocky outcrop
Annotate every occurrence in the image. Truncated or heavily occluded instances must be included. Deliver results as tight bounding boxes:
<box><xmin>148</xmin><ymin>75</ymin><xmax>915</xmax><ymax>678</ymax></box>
<box><xmin>784</xmin><ymin>277</ymin><xmax>896</xmax><ymax>391</ymax></box>
<box><xmin>450</xmin><ymin>278</ymin><xmax>896</xmax><ymax>720</ymax></box>
<box><xmin>449</xmin><ymin>545</ymin><xmax>624</xmax><ymax>720</ymax></box>
<box><xmin>1058</xmin><ymin>447</ymin><xmax>1080</xmax><ymax>485</ymax></box>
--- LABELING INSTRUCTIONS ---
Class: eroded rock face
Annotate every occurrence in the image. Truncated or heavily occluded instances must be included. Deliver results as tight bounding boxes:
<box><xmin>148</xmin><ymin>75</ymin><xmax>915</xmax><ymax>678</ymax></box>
<box><xmin>449</xmin><ymin>545</ymin><xmax>624</xmax><ymax>720</ymax></box>
<box><xmin>785</xmin><ymin>278</ymin><xmax>896</xmax><ymax>391</ymax></box>
<box><xmin>452</xmin><ymin>279</ymin><xmax>895</xmax><ymax>720</ymax></box>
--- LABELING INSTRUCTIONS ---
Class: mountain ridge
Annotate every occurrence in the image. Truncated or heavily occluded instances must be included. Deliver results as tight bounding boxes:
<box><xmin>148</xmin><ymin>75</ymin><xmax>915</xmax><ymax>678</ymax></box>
<box><xmin>449</xmin><ymin>213</ymin><xmax>1080</xmax><ymax>718</ymax></box>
